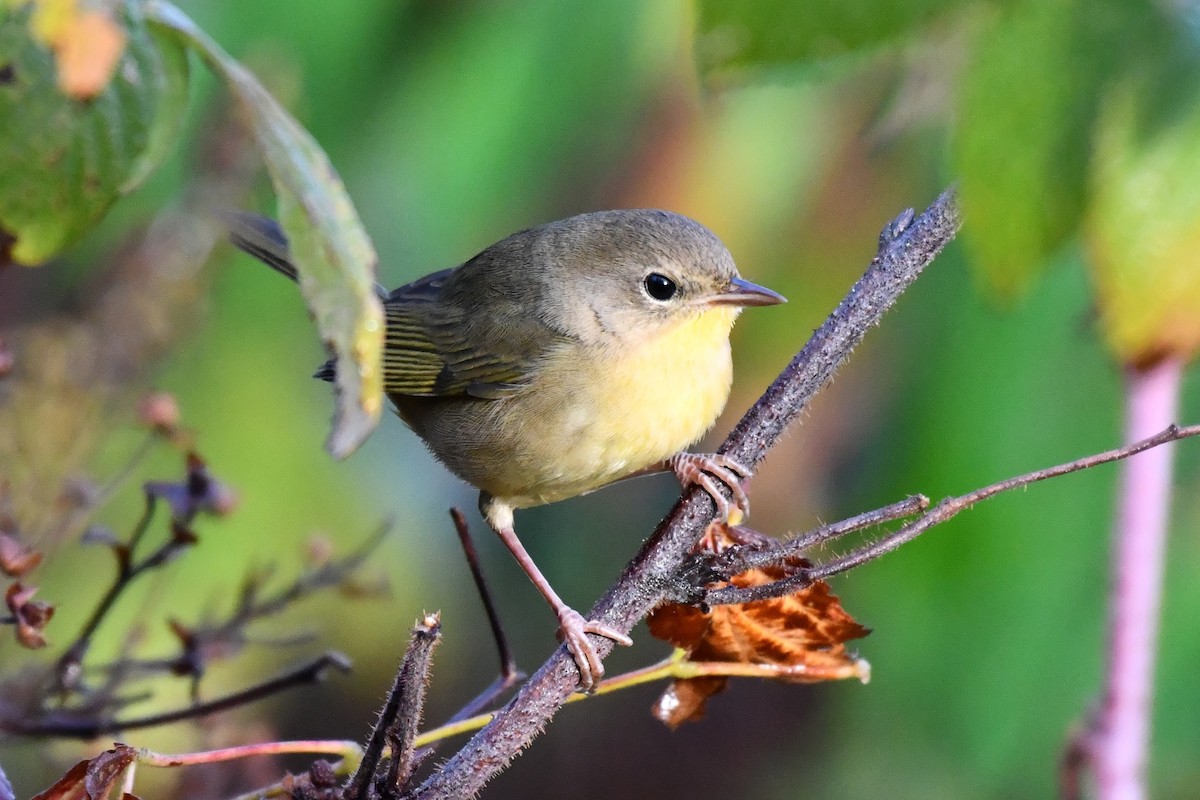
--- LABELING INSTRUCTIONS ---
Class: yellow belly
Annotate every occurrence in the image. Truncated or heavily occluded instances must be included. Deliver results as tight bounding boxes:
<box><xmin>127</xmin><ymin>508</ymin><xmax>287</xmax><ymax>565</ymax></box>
<box><xmin>492</xmin><ymin>307</ymin><xmax>737</xmax><ymax>507</ymax></box>
<box><xmin>396</xmin><ymin>307</ymin><xmax>740</xmax><ymax>509</ymax></box>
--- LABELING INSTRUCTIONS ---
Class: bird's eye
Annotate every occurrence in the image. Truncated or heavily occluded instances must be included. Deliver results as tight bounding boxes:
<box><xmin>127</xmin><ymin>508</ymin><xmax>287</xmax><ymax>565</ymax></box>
<box><xmin>643</xmin><ymin>272</ymin><xmax>677</xmax><ymax>301</ymax></box>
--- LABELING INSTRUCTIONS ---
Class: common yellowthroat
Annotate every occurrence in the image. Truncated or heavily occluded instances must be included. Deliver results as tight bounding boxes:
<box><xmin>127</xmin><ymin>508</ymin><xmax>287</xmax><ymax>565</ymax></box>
<box><xmin>229</xmin><ymin>209</ymin><xmax>784</xmax><ymax>690</ymax></box>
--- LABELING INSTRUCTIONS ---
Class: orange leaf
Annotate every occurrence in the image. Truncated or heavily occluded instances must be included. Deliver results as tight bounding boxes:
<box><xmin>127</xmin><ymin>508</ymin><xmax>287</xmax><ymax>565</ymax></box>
<box><xmin>54</xmin><ymin>11</ymin><xmax>126</xmax><ymax>100</ymax></box>
<box><xmin>647</xmin><ymin>524</ymin><xmax>870</xmax><ymax>727</ymax></box>
<box><xmin>653</xmin><ymin>676</ymin><xmax>729</xmax><ymax>729</ymax></box>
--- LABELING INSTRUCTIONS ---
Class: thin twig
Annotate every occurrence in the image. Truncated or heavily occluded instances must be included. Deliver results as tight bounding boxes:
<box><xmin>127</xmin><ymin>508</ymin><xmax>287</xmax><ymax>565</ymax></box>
<box><xmin>136</xmin><ymin>738</ymin><xmax>363</xmax><ymax>768</ymax></box>
<box><xmin>229</xmin><ymin>517</ymin><xmax>394</xmax><ymax>624</ymax></box>
<box><xmin>701</xmin><ymin>423</ymin><xmax>1200</xmax><ymax>606</ymax></box>
<box><xmin>56</xmin><ymin>492</ymin><xmax>170</xmax><ymax>686</ymax></box>
<box><xmin>83</xmin><ymin>520</ymin><xmax>393</xmax><ymax>692</ymax></box>
<box><xmin>17</xmin><ymin>652</ymin><xmax>350</xmax><ymax>738</ymax></box>
<box><xmin>407</xmin><ymin>187</ymin><xmax>962</xmax><ymax>799</ymax></box>
<box><xmin>445</xmin><ymin>508</ymin><xmax>523</xmax><ymax>723</ymax></box>
<box><xmin>49</xmin><ymin>431</ymin><xmax>162</xmax><ymax>545</ymax></box>
<box><xmin>410</xmin><ymin>646</ymin><xmax>870</xmax><ymax>750</ymax></box>
<box><xmin>678</xmin><ymin>495</ymin><xmax>929</xmax><ymax>595</ymax></box>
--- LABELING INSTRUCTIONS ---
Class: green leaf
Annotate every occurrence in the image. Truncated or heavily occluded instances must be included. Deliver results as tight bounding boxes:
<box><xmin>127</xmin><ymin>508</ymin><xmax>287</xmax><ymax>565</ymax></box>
<box><xmin>144</xmin><ymin>0</ymin><xmax>383</xmax><ymax>458</ymax></box>
<box><xmin>695</xmin><ymin>0</ymin><xmax>967</xmax><ymax>76</ymax></box>
<box><xmin>1086</xmin><ymin>75</ymin><xmax>1200</xmax><ymax>366</ymax></box>
<box><xmin>953</xmin><ymin>0</ymin><xmax>1179</xmax><ymax>298</ymax></box>
<box><xmin>0</xmin><ymin>0</ymin><xmax>190</xmax><ymax>264</ymax></box>
<box><xmin>952</xmin><ymin>1</ymin><xmax>1096</xmax><ymax>297</ymax></box>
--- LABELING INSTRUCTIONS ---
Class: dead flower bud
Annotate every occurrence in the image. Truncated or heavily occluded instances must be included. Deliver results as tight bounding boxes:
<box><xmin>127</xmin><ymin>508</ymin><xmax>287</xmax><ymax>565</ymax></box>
<box><xmin>137</xmin><ymin>391</ymin><xmax>180</xmax><ymax>434</ymax></box>
<box><xmin>6</xmin><ymin>582</ymin><xmax>55</xmax><ymax>649</ymax></box>
<box><xmin>0</xmin><ymin>531</ymin><xmax>43</xmax><ymax>577</ymax></box>
<box><xmin>81</xmin><ymin>525</ymin><xmax>122</xmax><ymax>548</ymax></box>
<box><xmin>306</xmin><ymin>535</ymin><xmax>335</xmax><ymax>568</ymax></box>
<box><xmin>146</xmin><ymin>452</ymin><xmax>238</xmax><ymax>521</ymax></box>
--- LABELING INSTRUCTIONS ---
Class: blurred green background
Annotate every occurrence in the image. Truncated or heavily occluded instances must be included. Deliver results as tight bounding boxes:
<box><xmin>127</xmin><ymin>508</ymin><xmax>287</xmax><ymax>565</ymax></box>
<box><xmin>4</xmin><ymin>1</ymin><xmax>1200</xmax><ymax>798</ymax></box>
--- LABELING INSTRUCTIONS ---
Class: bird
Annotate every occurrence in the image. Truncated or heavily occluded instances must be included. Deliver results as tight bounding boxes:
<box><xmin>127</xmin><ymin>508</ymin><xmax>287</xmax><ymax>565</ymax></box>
<box><xmin>228</xmin><ymin>208</ymin><xmax>785</xmax><ymax>691</ymax></box>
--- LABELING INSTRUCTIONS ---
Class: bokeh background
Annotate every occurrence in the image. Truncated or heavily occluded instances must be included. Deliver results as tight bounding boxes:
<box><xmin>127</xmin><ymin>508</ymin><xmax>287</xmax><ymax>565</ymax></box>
<box><xmin>4</xmin><ymin>1</ymin><xmax>1200</xmax><ymax>798</ymax></box>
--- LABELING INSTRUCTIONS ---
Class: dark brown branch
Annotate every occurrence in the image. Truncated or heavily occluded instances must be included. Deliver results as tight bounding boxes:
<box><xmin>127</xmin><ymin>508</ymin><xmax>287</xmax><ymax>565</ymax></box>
<box><xmin>699</xmin><ymin>423</ymin><xmax>1200</xmax><ymax>606</ymax></box>
<box><xmin>445</xmin><ymin>509</ymin><xmax>523</xmax><ymax>723</ymax></box>
<box><xmin>14</xmin><ymin>651</ymin><xmax>350</xmax><ymax>739</ymax></box>
<box><xmin>345</xmin><ymin>614</ymin><xmax>441</xmax><ymax>800</ymax></box>
<box><xmin>450</xmin><ymin>508</ymin><xmax>519</xmax><ymax>686</ymax></box>
<box><xmin>406</xmin><ymin>187</ymin><xmax>962</xmax><ymax>799</ymax></box>
<box><xmin>56</xmin><ymin>493</ymin><xmax>177</xmax><ymax>688</ymax></box>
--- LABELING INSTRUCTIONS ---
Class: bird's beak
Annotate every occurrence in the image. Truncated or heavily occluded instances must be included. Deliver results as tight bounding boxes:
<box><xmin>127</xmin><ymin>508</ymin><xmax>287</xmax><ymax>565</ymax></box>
<box><xmin>708</xmin><ymin>276</ymin><xmax>786</xmax><ymax>307</ymax></box>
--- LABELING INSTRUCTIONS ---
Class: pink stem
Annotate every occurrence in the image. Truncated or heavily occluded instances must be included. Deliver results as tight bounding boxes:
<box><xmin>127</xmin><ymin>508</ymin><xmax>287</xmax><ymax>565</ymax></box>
<box><xmin>1094</xmin><ymin>357</ymin><xmax>1183</xmax><ymax>800</ymax></box>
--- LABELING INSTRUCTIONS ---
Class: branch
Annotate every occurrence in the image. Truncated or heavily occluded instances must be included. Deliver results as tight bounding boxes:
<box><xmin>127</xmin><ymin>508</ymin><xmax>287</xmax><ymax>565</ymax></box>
<box><xmin>15</xmin><ymin>651</ymin><xmax>350</xmax><ymax>739</ymax></box>
<box><xmin>345</xmin><ymin>614</ymin><xmax>441</xmax><ymax>800</ymax></box>
<box><xmin>407</xmin><ymin>187</ymin><xmax>962</xmax><ymax>799</ymax></box>
<box><xmin>697</xmin><ymin>422</ymin><xmax>1200</xmax><ymax>606</ymax></box>
<box><xmin>442</xmin><ymin>509</ymin><xmax>523</xmax><ymax>724</ymax></box>
<box><xmin>672</xmin><ymin>495</ymin><xmax>930</xmax><ymax>598</ymax></box>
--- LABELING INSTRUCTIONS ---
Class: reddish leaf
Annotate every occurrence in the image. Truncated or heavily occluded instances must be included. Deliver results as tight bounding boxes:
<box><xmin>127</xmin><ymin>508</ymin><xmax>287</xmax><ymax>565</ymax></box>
<box><xmin>5</xmin><ymin>582</ymin><xmax>55</xmax><ymax>649</ymax></box>
<box><xmin>647</xmin><ymin>524</ymin><xmax>870</xmax><ymax>727</ymax></box>
<box><xmin>0</xmin><ymin>532</ymin><xmax>43</xmax><ymax>577</ymax></box>
<box><xmin>652</xmin><ymin>676</ymin><xmax>729</xmax><ymax>728</ymax></box>
<box><xmin>32</xmin><ymin>744</ymin><xmax>137</xmax><ymax>800</ymax></box>
<box><xmin>136</xmin><ymin>391</ymin><xmax>179</xmax><ymax>434</ymax></box>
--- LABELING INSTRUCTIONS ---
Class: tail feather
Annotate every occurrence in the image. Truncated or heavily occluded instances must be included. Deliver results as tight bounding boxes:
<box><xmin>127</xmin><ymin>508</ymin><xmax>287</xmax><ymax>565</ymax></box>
<box><xmin>227</xmin><ymin>211</ymin><xmax>395</xmax><ymax>386</ymax></box>
<box><xmin>225</xmin><ymin>211</ymin><xmax>299</xmax><ymax>282</ymax></box>
<box><xmin>313</xmin><ymin>360</ymin><xmax>336</xmax><ymax>383</ymax></box>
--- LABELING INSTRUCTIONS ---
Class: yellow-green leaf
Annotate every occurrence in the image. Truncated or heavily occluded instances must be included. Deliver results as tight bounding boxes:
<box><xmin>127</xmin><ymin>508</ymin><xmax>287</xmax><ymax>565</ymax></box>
<box><xmin>1086</xmin><ymin>77</ymin><xmax>1200</xmax><ymax>367</ymax></box>
<box><xmin>145</xmin><ymin>0</ymin><xmax>383</xmax><ymax>457</ymax></box>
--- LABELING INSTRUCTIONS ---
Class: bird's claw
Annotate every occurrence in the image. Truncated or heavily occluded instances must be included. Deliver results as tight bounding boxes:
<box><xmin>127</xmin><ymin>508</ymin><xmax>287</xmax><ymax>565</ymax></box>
<box><xmin>669</xmin><ymin>452</ymin><xmax>752</xmax><ymax>524</ymax></box>
<box><xmin>557</xmin><ymin>607</ymin><xmax>632</xmax><ymax>692</ymax></box>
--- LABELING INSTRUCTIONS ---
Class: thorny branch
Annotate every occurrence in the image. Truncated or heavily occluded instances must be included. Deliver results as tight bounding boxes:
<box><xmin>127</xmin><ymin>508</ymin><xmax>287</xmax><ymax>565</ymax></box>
<box><xmin>344</xmin><ymin>615</ymin><xmax>441</xmax><ymax>800</ymax></box>
<box><xmin>407</xmin><ymin>187</ymin><xmax>963</xmax><ymax>799</ymax></box>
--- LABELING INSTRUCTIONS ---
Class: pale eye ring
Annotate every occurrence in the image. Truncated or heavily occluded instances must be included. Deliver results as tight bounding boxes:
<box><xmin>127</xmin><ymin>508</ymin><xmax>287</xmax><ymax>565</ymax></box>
<box><xmin>643</xmin><ymin>272</ymin><xmax>677</xmax><ymax>301</ymax></box>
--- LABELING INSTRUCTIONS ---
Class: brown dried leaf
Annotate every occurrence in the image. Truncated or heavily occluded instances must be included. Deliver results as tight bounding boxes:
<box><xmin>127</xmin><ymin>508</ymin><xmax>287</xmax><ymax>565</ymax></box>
<box><xmin>31</xmin><ymin>743</ymin><xmax>137</xmax><ymax>800</ymax></box>
<box><xmin>652</xmin><ymin>676</ymin><xmax>729</xmax><ymax>728</ymax></box>
<box><xmin>0</xmin><ymin>532</ymin><xmax>43</xmax><ymax>577</ymax></box>
<box><xmin>647</xmin><ymin>524</ymin><xmax>871</xmax><ymax>728</ymax></box>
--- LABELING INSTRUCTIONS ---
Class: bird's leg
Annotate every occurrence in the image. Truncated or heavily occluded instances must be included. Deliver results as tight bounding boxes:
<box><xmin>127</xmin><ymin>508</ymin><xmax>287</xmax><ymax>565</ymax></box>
<box><xmin>481</xmin><ymin>497</ymin><xmax>632</xmax><ymax>692</ymax></box>
<box><xmin>666</xmin><ymin>452</ymin><xmax>753</xmax><ymax>524</ymax></box>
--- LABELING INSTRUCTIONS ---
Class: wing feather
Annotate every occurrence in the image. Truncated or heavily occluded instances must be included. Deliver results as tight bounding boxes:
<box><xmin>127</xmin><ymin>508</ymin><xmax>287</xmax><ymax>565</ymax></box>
<box><xmin>380</xmin><ymin>268</ymin><xmax>562</xmax><ymax>398</ymax></box>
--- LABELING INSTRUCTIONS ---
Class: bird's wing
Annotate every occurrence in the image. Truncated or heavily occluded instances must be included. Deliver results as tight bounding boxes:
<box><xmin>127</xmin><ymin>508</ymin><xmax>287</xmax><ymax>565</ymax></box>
<box><xmin>382</xmin><ymin>272</ymin><xmax>563</xmax><ymax>400</ymax></box>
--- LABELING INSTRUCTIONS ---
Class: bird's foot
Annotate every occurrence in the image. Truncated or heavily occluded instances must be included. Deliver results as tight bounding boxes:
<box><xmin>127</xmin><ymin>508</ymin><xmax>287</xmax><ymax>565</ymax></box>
<box><xmin>669</xmin><ymin>452</ymin><xmax>752</xmax><ymax>525</ymax></box>
<box><xmin>556</xmin><ymin>606</ymin><xmax>632</xmax><ymax>692</ymax></box>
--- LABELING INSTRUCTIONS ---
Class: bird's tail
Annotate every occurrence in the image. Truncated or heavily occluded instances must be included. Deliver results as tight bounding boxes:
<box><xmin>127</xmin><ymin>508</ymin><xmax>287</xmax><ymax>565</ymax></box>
<box><xmin>225</xmin><ymin>211</ymin><xmax>336</xmax><ymax>382</ymax></box>
<box><xmin>225</xmin><ymin>211</ymin><xmax>299</xmax><ymax>283</ymax></box>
